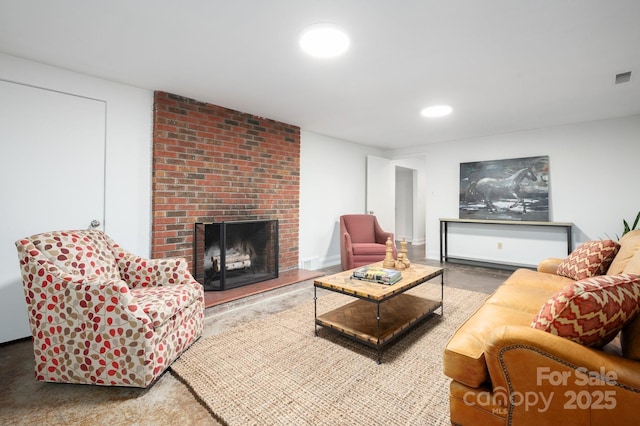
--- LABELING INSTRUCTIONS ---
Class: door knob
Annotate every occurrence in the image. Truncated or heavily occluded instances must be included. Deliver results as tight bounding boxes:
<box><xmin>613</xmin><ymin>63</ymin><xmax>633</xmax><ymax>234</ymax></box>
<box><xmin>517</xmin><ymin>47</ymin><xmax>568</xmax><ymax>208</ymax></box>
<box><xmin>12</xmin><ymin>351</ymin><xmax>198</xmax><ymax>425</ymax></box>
<box><xmin>90</xmin><ymin>219</ymin><xmax>101</xmax><ymax>228</ymax></box>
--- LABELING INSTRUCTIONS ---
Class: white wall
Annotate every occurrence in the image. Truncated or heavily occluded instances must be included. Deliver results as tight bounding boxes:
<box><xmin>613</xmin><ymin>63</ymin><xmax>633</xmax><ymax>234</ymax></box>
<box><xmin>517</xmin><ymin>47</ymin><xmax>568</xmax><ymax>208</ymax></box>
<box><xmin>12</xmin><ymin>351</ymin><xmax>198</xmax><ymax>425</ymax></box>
<box><xmin>0</xmin><ymin>53</ymin><xmax>153</xmax><ymax>254</ymax></box>
<box><xmin>299</xmin><ymin>131</ymin><xmax>384</xmax><ymax>268</ymax></box>
<box><xmin>0</xmin><ymin>54</ymin><xmax>152</xmax><ymax>342</ymax></box>
<box><xmin>392</xmin><ymin>115</ymin><xmax>640</xmax><ymax>264</ymax></box>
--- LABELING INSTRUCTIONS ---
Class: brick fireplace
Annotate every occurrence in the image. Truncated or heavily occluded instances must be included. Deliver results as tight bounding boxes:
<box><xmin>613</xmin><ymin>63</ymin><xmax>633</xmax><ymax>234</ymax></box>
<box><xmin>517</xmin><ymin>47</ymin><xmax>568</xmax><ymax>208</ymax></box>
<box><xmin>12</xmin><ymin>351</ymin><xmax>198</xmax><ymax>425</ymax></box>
<box><xmin>151</xmin><ymin>91</ymin><xmax>300</xmax><ymax>276</ymax></box>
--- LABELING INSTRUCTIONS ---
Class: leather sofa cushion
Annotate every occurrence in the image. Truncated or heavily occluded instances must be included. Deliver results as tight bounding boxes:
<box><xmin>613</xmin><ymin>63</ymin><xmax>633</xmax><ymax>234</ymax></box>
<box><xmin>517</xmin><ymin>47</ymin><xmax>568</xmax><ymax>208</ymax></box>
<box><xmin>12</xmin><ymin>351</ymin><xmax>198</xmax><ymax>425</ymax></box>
<box><xmin>444</xmin><ymin>269</ymin><xmax>566</xmax><ymax>388</ymax></box>
<box><xmin>502</xmin><ymin>268</ymin><xmax>574</xmax><ymax>292</ymax></box>
<box><xmin>444</xmin><ymin>302</ymin><xmax>536</xmax><ymax>388</ymax></box>
<box><xmin>608</xmin><ymin>230</ymin><xmax>640</xmax><ymax>275</ymax></box>
<box><xmin>484</xmin><ymin>283</ymin><xmax>559</xmax><ymax>315</ymax></box>
<box><xmin>351</xmin><ymin>243</ymin><xmax>386</xmax><ymax>255</ymax></box>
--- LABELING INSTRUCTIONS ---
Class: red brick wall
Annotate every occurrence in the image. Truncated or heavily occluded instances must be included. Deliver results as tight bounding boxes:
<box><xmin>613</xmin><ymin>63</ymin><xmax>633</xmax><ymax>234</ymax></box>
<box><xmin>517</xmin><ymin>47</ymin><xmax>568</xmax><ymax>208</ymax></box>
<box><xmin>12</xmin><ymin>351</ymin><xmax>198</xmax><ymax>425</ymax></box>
<box><xmin>152</xmin><ymin>91</ymin><xmax>300</xmax><ymax>272</ymax></box>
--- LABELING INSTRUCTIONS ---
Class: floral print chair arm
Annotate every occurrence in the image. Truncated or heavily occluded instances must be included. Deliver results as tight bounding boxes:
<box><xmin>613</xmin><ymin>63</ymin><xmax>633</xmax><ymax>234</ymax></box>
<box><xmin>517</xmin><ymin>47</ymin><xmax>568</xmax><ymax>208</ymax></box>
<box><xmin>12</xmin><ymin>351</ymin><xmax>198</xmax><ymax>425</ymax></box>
<box><xmin>102</xmin><ymin>233</ymin><xmax>195</xmax><ymax>289</ymax></box>
<box><xmin>114</xmin><ymin>249</ymin><xmax>193</xmax><ymax>289</ymax></box>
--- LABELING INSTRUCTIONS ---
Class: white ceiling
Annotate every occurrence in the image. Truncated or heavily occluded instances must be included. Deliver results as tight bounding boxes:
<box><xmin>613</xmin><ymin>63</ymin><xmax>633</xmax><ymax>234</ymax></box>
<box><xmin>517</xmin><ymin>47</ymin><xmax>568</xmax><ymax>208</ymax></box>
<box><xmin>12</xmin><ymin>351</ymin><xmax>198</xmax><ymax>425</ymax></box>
<box><xmin>1</xmin><ymin>0</ymin><xmax>639</xmax><ymax>150</ymax></box>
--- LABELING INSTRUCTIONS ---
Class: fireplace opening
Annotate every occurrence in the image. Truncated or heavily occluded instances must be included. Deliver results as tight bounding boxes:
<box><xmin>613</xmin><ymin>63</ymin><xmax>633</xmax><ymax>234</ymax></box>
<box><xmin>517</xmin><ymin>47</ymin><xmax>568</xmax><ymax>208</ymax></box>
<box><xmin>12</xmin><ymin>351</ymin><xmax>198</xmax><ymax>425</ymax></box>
<box><xmin>194</xmin><ymin>220</ymin><xmax>279</xmax><ymax>291</ymax></box>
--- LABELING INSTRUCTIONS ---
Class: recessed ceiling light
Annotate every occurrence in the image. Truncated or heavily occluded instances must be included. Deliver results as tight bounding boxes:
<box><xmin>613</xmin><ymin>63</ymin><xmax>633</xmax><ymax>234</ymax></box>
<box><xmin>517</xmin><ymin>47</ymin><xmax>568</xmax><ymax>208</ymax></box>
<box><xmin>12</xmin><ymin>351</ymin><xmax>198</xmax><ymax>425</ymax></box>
<box><xmin>299</xmin><ymin>23</ymin><xmax>350</xmax><ymax>58</ymax></box>
<box><xmin>420</xmin><ymin>105</ymin><xmax>453</xmax><ymax>118</ymax></box>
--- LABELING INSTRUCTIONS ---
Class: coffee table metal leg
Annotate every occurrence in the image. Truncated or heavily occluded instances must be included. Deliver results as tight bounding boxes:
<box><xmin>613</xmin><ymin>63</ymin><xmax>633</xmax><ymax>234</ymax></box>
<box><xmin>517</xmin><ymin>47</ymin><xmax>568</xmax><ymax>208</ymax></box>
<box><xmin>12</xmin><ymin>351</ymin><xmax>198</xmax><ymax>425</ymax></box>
<box><xmin>376</xmin><ymin>303</ymin><xmax>381</xmax><ymax>364</ymax></box>
<box><xmin>314</xmin><ymin>286</ymin><xmax>317</xmax><ymax>336</ymax></box>
<box><xmin>440</xmin><ymin>272</ymin><xmax>444</xmax><ymax>315</ymax></box>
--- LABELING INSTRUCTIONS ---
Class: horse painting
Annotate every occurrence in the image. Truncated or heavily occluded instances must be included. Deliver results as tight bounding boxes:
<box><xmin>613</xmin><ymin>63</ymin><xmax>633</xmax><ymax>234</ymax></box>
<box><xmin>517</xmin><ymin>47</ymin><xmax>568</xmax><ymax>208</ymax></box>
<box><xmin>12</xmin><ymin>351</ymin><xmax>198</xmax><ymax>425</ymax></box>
<box><xmin>467</xmin><ymin>168</ymin><xmax>537</xmax><ymax>214</ymax></box>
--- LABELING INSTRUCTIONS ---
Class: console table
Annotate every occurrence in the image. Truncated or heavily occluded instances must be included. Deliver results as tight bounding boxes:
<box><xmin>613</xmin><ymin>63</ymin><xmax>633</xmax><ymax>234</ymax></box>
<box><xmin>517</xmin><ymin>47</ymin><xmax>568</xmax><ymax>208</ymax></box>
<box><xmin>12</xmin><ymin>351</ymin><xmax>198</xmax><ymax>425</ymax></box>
<box><xmin>439</xmin><ymin>218</ymin><xmax>573</xmax><ymax>265</ymax></box>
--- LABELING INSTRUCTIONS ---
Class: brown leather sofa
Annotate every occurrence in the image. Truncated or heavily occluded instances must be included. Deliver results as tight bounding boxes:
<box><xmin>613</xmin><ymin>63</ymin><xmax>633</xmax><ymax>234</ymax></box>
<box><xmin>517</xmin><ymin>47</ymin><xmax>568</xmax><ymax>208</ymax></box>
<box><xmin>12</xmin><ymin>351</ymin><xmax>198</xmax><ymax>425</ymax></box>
<box><xmin>444</xmin><ymin>230</ymin><xmax>640</xmax><ymax>425</ymax></box>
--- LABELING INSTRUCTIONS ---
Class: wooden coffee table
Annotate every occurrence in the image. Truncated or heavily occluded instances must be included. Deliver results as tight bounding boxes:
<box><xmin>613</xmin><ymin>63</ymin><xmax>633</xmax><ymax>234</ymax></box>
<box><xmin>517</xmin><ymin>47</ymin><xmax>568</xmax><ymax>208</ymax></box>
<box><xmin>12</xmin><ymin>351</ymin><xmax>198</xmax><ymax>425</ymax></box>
<box><xmin>314</xmin><ymin>262</ymin><xmax>444</xmax><ymax>363</ymax></box>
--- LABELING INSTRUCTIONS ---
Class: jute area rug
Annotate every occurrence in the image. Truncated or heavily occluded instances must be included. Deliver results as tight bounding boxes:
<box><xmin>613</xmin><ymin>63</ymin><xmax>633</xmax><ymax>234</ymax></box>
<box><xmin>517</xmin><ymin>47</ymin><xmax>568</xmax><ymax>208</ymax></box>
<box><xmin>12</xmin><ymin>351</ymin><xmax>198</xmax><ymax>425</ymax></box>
<box><xmin>171</xmin><ymin>285</ymin><xmax>487</xmax><ymax>426</ymax></box>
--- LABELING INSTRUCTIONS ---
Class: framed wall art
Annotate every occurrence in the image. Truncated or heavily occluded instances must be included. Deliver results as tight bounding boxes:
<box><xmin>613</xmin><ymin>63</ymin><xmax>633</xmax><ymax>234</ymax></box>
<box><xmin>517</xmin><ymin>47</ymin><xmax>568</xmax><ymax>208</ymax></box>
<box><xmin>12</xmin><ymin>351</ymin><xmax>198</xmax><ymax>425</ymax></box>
<box><xmin>459</xmin><ymin>155</ymin><xmax>550</xmax><ymax>221</ymax></box>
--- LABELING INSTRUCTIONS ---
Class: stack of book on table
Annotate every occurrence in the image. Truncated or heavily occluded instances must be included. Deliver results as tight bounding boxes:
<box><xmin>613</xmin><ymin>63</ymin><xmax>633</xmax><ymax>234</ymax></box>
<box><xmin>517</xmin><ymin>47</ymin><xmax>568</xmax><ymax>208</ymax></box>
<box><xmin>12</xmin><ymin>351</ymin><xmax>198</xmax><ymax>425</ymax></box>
<box><xmin>352</xmin><ymin>265</ymin><xmax>402</xmax><ymax>285</ymax></box>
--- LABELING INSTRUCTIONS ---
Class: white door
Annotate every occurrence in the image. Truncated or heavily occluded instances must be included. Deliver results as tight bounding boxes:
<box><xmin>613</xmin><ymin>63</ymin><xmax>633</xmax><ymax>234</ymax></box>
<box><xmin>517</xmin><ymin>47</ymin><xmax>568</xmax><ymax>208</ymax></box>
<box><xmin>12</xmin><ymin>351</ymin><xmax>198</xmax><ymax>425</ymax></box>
<box><xmin>366</xmin><ymin>155</ymin><xmax>395</xmax><ymax>234</ymax></box>
<box><xmin>0</xmin><ymin>80</ymin><xmax>106</xmax><ymax>343</ymax></box>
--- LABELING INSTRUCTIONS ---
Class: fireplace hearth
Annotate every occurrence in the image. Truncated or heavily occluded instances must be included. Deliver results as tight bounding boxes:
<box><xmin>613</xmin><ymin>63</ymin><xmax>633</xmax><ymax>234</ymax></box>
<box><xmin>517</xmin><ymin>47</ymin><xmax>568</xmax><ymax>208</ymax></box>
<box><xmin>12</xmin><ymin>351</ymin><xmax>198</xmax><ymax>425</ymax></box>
<box><xmin>194</xmin><ymin>220</ymin><xmax>279</xmax><ymax>291</ymax></box>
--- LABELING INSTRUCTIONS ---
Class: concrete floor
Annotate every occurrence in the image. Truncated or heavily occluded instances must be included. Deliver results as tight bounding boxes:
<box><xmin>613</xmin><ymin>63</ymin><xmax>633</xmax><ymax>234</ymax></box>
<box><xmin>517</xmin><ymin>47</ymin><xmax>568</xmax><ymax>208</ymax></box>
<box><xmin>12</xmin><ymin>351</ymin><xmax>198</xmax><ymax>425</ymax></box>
<box><xmin>0</xmin><ymin>245</ymin><xmax>513</xmax><ymax>425</ymax></box>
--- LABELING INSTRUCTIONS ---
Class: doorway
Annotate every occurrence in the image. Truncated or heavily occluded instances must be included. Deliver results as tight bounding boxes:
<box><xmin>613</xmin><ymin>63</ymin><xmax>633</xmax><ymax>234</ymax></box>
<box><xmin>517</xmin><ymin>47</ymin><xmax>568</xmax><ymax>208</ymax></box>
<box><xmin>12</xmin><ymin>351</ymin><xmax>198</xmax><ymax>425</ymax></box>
<box><xmin>395</xmin><ymin>166</ymin><xmax>415</xmax><ymax>242</ymax></box>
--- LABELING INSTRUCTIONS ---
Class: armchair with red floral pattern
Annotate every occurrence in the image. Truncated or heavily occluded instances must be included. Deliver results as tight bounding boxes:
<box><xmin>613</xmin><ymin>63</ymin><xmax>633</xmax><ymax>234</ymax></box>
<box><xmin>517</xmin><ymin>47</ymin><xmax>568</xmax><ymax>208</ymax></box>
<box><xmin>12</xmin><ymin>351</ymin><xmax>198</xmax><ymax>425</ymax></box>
<box><xmin>15</xmin><ymin>229</ymin><xmax>204</xmax><ymax>387</ymax></box>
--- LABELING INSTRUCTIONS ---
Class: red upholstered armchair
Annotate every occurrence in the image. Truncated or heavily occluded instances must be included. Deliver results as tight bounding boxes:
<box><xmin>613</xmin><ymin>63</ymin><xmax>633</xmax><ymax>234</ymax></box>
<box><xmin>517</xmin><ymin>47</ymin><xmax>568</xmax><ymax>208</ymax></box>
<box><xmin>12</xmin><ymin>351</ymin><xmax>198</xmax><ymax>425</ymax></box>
<box><xmin>340</xmin><ymin>214</ymin><xmax>397</xmax><ymax>270</ymax></box>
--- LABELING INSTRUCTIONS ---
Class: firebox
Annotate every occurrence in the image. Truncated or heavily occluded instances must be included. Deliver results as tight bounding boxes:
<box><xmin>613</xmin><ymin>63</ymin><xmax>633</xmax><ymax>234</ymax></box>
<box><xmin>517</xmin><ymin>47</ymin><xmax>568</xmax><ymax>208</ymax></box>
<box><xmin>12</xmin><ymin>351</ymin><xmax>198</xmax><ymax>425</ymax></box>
<box><xmin>193</xmin><ymin>220</ymin><xmax>279</xmax><ymax>291</ymax></box>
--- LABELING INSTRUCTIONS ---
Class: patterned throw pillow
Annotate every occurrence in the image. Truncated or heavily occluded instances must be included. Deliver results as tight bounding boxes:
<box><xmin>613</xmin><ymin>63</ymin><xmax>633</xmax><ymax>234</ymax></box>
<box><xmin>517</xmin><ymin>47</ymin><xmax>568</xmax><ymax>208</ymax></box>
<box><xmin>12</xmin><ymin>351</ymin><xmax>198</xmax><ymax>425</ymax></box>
<box><xmin>556</xmin><ymin>240</ymin><xmax>620</xmax><ymax>281</ymax></box>
<box><xmin>531</xmin><ymin>274</ymin><xmax>640</xmax><ymax>347</ymax></box>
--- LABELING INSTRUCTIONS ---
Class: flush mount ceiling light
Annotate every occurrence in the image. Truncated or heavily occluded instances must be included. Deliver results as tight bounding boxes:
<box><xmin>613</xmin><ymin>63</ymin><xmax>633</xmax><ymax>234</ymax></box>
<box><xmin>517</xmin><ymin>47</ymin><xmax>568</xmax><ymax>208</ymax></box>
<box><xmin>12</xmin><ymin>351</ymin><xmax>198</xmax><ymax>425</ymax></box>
<box><xmin>420</xmin><ymin>104</ymin><xmax>453</xmax><ymax>118</ymax></box>
<box><xmin>299</xmin><ymin>23</ymin><xmax>350</xmax><ymax>58</ymax></box>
